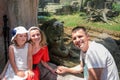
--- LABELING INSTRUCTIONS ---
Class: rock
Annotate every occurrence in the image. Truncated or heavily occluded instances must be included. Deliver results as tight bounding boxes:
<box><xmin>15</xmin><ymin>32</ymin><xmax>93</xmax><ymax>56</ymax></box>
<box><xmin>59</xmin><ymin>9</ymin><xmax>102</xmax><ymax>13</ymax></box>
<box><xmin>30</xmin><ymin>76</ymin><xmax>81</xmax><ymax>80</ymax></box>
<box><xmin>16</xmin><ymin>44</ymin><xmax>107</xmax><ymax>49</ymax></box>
<box><xmin>93</xmin><ymin>33</ymin><xmax>120</xmax><ymax>71</ymax></box>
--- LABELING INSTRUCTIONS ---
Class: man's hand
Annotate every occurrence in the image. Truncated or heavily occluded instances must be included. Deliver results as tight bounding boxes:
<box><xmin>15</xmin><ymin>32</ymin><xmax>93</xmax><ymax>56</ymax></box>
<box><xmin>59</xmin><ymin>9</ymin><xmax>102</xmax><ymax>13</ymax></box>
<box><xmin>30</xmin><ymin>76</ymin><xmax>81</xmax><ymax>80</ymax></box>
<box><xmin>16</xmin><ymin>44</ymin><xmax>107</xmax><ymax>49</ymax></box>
<box><xmin>56</xmin><ymin>66</ymin><xmax>68</xmax><ymax>74</ymax></box>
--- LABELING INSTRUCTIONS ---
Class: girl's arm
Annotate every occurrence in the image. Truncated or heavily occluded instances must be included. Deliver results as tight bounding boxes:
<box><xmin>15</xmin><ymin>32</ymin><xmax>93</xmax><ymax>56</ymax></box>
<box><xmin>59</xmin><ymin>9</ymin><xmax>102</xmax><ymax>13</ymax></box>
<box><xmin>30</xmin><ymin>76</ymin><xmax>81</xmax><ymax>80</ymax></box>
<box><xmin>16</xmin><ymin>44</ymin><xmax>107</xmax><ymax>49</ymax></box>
<box><xmin>0</xmin><ymin>61</ymin><xmax>9</xmax><ymax>79</ymax></box>
<box><xmin>41</xmin><ymin>60</ymin><xmax>56</xmax><ymax>74</ymax></box>
<box><xmin>9</xmin><ymin>45</ymin><xmax>18</xmax><ymax>74</ymax></box>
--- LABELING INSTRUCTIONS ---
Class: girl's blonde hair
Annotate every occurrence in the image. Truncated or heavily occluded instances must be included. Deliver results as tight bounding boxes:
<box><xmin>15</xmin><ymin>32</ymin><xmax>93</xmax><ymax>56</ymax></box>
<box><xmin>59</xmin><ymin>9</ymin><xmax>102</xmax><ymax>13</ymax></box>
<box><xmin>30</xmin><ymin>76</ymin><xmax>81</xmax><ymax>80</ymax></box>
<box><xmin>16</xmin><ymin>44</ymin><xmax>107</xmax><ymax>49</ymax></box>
<box><xmin>28</xmin><ymin>26</ymin><xmax>47</xmax><ymax>47</ymax></box>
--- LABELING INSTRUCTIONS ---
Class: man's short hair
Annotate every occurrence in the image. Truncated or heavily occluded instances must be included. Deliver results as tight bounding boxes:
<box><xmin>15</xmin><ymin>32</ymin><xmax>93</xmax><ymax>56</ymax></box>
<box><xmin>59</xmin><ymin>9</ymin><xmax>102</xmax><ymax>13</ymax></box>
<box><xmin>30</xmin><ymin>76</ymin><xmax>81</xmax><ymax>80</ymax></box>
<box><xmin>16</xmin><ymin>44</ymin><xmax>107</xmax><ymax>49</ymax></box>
<box><xmin>72</xmin><ymin>26</ymin><xmax>87</xmax><ymax>34</ymax></box>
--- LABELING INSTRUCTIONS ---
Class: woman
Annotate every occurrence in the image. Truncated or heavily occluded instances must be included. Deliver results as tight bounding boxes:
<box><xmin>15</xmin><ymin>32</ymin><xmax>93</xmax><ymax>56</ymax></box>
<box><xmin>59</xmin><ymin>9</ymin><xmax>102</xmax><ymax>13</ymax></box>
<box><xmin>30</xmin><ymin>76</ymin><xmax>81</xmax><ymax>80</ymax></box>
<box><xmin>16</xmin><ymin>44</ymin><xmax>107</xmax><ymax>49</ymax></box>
<box><xmin>28</xmin><ymin>26</ymin><xmax>56</xmax><ymax>80</ymax></box>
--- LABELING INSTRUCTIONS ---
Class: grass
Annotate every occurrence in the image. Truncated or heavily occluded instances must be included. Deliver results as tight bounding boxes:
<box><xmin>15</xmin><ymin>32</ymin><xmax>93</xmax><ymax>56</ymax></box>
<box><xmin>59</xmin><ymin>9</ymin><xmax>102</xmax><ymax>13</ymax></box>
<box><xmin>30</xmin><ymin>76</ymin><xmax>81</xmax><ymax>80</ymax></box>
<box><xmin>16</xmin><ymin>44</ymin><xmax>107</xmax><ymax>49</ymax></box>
<box><xmin>39</xmin><ymin>12</ymin><xmax>120</xmax><ymax>32</ymax></box>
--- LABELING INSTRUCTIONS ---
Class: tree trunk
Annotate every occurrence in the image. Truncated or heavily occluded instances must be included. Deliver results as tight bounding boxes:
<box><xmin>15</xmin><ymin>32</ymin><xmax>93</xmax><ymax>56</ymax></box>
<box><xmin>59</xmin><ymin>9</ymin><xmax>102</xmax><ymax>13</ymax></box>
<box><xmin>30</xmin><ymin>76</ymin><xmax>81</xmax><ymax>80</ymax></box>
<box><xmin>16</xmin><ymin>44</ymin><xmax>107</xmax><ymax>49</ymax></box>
<box><xmin>0</xmin><ymin>0</ymin><xmax>39</xmax><ymax>73</ymax></box>
<box><xmin>7</xmin><ymin>0</ymin><xmax>39</xmax><ymax>29</ymax></box>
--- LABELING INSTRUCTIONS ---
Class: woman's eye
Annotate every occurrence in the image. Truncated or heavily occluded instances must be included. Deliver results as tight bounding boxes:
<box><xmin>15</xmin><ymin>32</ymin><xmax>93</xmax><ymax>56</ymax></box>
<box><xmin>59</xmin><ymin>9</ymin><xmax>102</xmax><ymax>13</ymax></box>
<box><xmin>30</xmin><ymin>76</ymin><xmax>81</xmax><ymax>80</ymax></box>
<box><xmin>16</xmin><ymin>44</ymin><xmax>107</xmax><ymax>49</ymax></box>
<box><xmin>32</xmin><ymin>35</ymin><xmax>35</xmax><ymax>37</ymax></box>
<box><xmin>37</xmin><ymin>34</ymin><xmax>40</xmax><ymax>36</ymax></box>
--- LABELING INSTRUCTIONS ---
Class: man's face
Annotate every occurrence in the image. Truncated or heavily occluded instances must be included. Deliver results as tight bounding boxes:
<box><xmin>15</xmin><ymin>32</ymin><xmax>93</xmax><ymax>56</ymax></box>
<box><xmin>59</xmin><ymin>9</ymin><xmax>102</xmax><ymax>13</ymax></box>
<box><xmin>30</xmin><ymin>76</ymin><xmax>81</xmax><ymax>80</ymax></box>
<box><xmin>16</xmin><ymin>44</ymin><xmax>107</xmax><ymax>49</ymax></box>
<box><xmin>72</xmin><ymin>29</ymin><xmax>89</xmax><ymax>52</ymax></box>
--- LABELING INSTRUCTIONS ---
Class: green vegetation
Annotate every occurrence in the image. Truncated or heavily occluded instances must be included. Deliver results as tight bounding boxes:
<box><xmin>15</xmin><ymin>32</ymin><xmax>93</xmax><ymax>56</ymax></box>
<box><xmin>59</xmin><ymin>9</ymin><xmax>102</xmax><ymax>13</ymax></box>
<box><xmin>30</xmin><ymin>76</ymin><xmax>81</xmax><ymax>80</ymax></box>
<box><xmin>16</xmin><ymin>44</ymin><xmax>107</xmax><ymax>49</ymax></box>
<box><xmin>38</xmin><ymin>12</ymin><xmax>120</xmax><ymax>31</ymax></box>
<box><xmin>112</xmin><ymin>2</ymin><xmax>120</xmax><ymax>12</ymax></box>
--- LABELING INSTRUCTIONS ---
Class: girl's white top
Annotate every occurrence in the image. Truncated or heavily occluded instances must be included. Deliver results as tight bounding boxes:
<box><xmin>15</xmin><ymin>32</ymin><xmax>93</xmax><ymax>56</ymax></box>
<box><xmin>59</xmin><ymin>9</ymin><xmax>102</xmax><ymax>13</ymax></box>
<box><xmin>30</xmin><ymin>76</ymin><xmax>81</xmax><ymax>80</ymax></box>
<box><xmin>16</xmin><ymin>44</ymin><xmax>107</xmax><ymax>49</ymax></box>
<box><xmin>5</xmin><ymin>43</ymin><xmax>29</xmax><ymax>80</ymax></box>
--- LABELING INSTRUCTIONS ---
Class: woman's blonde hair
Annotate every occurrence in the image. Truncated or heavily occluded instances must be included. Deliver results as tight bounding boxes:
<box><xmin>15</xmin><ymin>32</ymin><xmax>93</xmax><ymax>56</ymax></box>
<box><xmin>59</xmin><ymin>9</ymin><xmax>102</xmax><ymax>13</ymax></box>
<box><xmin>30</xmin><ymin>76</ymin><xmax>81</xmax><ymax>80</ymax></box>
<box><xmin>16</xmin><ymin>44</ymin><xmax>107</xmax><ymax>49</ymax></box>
<box><xmin>28</xmin><ymin>26</ymin><xmax>47</xmax><ymax>47</ymax></box>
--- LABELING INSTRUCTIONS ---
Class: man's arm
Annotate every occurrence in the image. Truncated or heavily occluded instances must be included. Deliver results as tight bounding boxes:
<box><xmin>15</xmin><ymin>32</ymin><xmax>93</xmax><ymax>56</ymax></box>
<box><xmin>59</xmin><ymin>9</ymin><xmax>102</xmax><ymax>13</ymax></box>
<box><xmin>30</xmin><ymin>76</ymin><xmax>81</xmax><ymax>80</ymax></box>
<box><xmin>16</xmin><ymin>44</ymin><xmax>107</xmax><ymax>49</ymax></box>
<box><xmin>69</xmin><ymin>65</ymin><xmax>83</xmax><ymax>74</ymax></box>
<box><xmin>56</xmin><ymin>62</ymin><xmax>83</xmax><ymax>74</ymax></box>
<box><xmin>88</xmin><ymin>68</ymin><xmax>103</xmax><ymax>80</ymax></box>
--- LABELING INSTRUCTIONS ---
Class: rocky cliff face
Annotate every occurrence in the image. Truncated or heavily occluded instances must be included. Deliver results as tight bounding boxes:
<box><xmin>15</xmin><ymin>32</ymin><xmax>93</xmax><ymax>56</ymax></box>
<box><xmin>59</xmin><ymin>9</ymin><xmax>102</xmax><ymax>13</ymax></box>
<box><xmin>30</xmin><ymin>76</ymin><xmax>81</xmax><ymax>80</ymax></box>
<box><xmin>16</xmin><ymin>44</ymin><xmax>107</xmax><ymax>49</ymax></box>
<box><xmin>93</xmin><ymin>33</ymin><xmax>120</xmax><ymax>72</ymax></box>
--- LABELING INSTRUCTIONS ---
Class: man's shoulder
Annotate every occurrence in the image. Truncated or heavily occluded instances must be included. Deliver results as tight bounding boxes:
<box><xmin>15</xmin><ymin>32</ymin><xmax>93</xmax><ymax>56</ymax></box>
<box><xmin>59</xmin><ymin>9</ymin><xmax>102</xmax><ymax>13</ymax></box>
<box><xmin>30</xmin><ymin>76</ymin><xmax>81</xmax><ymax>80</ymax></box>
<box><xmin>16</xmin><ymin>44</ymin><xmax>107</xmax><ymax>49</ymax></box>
<box><xmin>90</xmin><ymin>41</ymin><xmax>104</xmax><ymax>48</ymax></box>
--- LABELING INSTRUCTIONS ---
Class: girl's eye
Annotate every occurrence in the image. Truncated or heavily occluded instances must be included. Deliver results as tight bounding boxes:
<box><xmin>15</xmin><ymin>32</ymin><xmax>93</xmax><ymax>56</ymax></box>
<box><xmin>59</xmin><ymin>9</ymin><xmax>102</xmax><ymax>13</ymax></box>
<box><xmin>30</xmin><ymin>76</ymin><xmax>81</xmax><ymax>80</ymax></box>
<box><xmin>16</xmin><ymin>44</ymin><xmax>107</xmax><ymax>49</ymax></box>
<box><xmin>24</xmin><ymin>35</ymin><xmax>27</xmax><ymax>37</ymax></box>
<box><xmin>19</xmin><ymin>35</ymin><xmax>23</xmax><ymax>37</ymax></box>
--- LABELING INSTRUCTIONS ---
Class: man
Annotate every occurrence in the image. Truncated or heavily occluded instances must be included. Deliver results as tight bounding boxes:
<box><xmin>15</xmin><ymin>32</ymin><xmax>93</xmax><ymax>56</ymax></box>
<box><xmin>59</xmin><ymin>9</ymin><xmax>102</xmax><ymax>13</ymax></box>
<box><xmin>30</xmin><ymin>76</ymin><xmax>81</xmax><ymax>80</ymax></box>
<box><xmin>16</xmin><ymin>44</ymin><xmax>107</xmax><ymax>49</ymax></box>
<box><xmin>56</xmin><ymin>26</ymin><xmax>119</xmax><ymax>80</ymax></box>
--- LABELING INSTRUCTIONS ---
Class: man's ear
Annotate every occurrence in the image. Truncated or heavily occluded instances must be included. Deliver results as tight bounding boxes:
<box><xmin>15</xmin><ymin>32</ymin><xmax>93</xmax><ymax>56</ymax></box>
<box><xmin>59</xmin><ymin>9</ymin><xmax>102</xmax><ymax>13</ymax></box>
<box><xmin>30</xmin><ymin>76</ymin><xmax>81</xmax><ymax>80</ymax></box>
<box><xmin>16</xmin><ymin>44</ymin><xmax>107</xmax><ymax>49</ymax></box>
<box><xmin>87</xmin><ymin>34</ymin><xmax>90</xmax><ymax>40</ymax></box>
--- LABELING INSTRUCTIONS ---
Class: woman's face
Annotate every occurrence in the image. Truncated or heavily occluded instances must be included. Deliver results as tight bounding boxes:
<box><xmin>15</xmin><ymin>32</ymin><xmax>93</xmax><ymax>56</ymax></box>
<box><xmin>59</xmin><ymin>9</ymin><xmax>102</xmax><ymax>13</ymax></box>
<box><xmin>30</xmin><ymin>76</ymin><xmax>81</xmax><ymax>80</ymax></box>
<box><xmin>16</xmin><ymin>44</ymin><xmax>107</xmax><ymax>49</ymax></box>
<box><xmin>29</xmin><ymin>29</ymin><xmax>41</xmax><ymax>44</ymax></box>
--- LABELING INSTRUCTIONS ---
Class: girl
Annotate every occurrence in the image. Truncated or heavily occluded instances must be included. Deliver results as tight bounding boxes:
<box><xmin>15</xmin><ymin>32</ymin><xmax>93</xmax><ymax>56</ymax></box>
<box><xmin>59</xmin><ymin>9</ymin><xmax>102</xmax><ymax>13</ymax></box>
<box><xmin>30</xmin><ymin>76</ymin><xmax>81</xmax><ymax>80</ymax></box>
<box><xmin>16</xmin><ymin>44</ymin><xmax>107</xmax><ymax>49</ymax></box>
<box><xmin>1</xmin><ymin>26</ymin><xmax>34</xmax><ymax>80</ymax></box>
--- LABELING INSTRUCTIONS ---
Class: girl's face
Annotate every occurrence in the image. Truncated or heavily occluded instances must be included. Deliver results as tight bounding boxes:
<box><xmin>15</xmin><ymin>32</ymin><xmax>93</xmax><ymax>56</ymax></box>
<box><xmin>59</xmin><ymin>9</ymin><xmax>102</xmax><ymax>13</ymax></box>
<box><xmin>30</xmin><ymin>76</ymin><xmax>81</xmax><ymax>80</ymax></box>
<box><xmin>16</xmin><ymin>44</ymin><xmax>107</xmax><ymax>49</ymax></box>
<box><xmin>14</xmin><ymin>33</ymin><xmax>27</xmax><ymax>46</ymax></box>
<box><xmin>29</xmin><ymin>29</ymin><xmax>41</xmax><ymax>44</ymax></box>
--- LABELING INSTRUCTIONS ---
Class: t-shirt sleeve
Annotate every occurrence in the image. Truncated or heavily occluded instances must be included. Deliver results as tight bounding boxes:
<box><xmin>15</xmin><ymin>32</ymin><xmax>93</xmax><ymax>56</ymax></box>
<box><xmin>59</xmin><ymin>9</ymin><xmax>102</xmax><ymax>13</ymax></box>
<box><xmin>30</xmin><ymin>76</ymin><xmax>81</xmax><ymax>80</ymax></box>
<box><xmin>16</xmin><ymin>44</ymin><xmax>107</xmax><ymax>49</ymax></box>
<box><xmin>41</xmin><ymin>46</ymin><xmax>50</xmax><ymax>62</ymax></box>
<box><xmin>86</xmin><ymin>49</ymin><xmax>107</xmax><ymax>69</ymax></box>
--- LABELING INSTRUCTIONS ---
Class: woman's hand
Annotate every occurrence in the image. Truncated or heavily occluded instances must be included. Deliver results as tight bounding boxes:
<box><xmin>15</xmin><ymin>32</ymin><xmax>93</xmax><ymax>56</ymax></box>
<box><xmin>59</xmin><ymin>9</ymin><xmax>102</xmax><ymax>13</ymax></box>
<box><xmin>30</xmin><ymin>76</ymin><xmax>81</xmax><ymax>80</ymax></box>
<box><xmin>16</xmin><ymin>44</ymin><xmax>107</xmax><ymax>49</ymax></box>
<box><xmin>27</xmin><ymin>70</ymin><xmax>34</xmax><ymax>78</ymax></box>
<box><xmin>41</xmin><ymin>61</ymin><xmax>57</xmax><ymax>75</ymax></box>
<box><xmin>50</xmin><ymin>69</ymin><xmax>57</xmax><ymax>75</ymax></box>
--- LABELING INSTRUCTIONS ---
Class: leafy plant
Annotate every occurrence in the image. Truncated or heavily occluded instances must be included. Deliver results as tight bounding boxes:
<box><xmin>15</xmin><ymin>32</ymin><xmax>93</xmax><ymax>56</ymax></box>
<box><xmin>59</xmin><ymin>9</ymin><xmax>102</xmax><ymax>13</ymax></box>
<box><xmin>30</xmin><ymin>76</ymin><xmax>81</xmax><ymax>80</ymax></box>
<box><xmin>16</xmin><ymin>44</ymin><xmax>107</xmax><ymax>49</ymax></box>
<box><xmin>112</xmin><ymin>2</ymin><xmax>120</xmax><ymax>12</ymax></box>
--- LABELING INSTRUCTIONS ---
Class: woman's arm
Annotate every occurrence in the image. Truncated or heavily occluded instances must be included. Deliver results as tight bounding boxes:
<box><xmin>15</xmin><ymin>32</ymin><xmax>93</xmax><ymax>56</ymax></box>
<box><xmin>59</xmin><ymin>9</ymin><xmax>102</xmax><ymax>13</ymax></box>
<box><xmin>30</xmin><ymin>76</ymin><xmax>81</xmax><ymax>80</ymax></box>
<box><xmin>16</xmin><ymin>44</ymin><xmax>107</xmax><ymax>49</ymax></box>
<box><xmin>27</xmin><ymin>43</ymin><xmax>34</xmax><ymax>77</ymax></box>
<box><xmin>41</xmin><ymin>60</ymin><xmax>56</xmax><ymax>74</ymax></box>
<box><xmin>27</xmin><ymin>43</ymin><xmax>33</xmax><ymax>70</ymax></box>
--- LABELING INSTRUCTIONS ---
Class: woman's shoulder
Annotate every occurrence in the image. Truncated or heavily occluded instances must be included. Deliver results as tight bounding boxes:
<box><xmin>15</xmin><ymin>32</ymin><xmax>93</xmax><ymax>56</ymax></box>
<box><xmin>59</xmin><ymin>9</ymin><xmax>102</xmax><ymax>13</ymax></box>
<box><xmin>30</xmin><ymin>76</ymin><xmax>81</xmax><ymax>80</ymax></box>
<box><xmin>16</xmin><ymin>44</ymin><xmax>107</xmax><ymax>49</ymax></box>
<box><xmin>26</xmin><ymin>42</ymin><xmax>31</xmax><ymax>45</ymax></box>
<box><xmin>42</xmin><ymin>45</ymin><xmax>48</xmax><ymax>48</ymax></box>
<box><xmin>25</xmin><ymin>42</ymin><xmax>32</xmax><ymax>48</ymax></box>
<box><xmin>41</xmin><ymin>45</ymin><xmax>48</xmax><ymax>50</ymax></box>
<box><xmin>25</xmin><ymin>42</ymin><xmax>31</xmax><ymax>46</ymax></box>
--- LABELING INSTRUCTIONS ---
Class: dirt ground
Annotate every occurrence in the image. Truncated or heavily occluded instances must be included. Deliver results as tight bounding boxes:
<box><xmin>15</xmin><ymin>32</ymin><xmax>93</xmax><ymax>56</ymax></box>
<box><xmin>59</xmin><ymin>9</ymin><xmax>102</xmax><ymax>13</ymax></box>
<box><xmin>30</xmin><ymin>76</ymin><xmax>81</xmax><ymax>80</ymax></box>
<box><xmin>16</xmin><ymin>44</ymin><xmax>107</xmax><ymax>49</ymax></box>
<box><xmin>64</xmin><ymin>27</ymin><xmax>120</xmax><ymax>41</ymax></box>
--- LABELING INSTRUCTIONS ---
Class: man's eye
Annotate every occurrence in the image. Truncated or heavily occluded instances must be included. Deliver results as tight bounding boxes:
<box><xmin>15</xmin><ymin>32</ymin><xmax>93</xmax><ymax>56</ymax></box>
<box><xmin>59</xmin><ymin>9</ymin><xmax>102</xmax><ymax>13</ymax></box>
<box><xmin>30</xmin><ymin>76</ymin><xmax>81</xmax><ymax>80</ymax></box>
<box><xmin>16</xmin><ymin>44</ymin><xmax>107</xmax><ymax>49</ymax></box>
<box><xmin>72</xmin><ymin>37</ymin><xmax>76</xmax><ymax>40</ymax></box>
<box><xmin>78</xmin><ymin>36</ymin><xmax>82</xmax><ymax>38</ymax></box>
